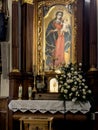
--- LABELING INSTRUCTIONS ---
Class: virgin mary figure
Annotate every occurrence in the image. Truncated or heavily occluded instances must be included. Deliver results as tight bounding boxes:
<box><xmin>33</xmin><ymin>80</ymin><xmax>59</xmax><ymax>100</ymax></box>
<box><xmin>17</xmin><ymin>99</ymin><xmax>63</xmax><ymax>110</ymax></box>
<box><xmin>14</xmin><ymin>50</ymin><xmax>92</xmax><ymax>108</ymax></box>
<box><xmin>45</xmin><ymin>11</ymin><xmax>71</xmax><ymax>69</ymax></box>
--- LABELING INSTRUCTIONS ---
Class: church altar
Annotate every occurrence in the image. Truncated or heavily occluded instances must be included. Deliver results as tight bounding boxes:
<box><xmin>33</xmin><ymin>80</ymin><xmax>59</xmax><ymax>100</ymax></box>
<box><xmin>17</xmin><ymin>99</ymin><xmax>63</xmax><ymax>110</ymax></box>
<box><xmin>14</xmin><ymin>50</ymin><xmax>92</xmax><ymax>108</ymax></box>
<box><xmin>8</xmin><ymin>100</ymin><xmax>91</xmax><ymax>114</ymax></box>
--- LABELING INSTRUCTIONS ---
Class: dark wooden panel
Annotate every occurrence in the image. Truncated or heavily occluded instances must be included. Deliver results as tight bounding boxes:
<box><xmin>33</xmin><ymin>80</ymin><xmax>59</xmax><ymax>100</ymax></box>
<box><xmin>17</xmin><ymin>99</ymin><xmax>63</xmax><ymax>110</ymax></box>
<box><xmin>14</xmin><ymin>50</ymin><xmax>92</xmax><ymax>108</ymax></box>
<box><xmin>83</xmin><ymin>0</ymin><xmax>90</xmax><ymax>71</ymax></box>
<box><xmin>21</xmin><ymin>3</ymin><xmax>33</xmax><ymax>72</ymax></box>
<box><xmin>9</xmin><ymin>72</ymin><xmax>22</xmax><ymax>100</ymax></box>
<box><xmin>94</xmin><ymin>113</ymin><xmax>98</xmax><ymax>130</ymax></box>
<box><xmin>87</xmin><ymin>71</ymin><xmax>98</xmax><ymax>109</ymax></box>
<box><xmin>12</xmin><ymin>1</ymin><xmax>19</xmax><ymax>70</ymax></box>
<box><xmin>75</xmin><ymin>0</ymin><xmax>83</xmax><ymax>64</ymax></box>
<box><xmin>89</xmin><ymin>0</ymin><xmax>97</xmax><ymax>69</ymax></box>
<box><xmin>0</xmin><ymin>97</ymin><xmax>8</xmax><ymax>130</ymax></box>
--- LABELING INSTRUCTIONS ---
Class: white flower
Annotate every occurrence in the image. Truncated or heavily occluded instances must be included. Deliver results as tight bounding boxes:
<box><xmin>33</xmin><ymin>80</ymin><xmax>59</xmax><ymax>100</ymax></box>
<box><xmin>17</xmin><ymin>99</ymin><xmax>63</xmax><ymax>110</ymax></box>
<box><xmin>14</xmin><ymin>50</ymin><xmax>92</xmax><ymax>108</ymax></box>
<box><xmin>83</xmin><ymin>95</ymin><xmax>86</xmax><ymax>99</ymax></box>
<box><xmin>74</xmin><ymin>81</ymin><xmax>77</xmax><ymax>85</ymax></box>
<box><xmin>61</xmin><ymin>88</ymin><xmax>64</xmax><ymax>93</ymax></box>
<box><xmin>88</xmin><ymin>90</ymin><xmax>92</xmax><ymax>93</ymax></box>
<box><xmin>60</xmin><ymin>81</ymin><xmax>63</xmax><ymax>84</ymax></box>
<box><xmin>77</xmin><ymin>78</ymin><xmax>80</xmax><ymax>81</ymax></box>
<box><xmin>83</xmin><ymin>91</ymin><xmax>86</xmax><ymax>95</ymax></box>
<box><xmin>79</xmin><ymin>68</ymin><xmax>82</xmax><ymax>71</ymax></box>
<box><xmin>57</xmin><ymin>63</ymin><xmax>92</xmax><ymax>102</ymax></box>
<box><xmin>69</xmin><ymin>93</ymin><xmax>73</xmax><ymax>97</ymax></box>
<box><xmin>63</xmin><ymin>75</ymin><xmax>66</xmax><ymax>77</ymax></box>
<box><xmin>79</xmin><ymin>63</ymin><xmax>82</xmax><ymax>66</ymax></box>
<box><xmin>79</xmin><ymin>75</ymin><xmax>82</xmax><ymax>79</ymax></box>
<box><xmin>84</xmin><ymin>85</ymin><xmax>88</xmax><ymax>89</ymax></box>
<box><xmin>75</xmin><ymin>91</ymin><xmax>78</xmax><ymax>96</ymax></box>
<box><xmin>67</xmin><ymin>79</ymin><xmax>71</xmax><ymax>83</ymax></box>
<box><xmin>82</xmin><ymin>83</ymin><xmax>85</xmax><ymax>86</ymax></box>
<box><xmin>67</xmin><ymin>73</ymin><xmax>71</xmax><ymax>77</ymax></box>
<box><xmin>59</xmin><ymin>85</ymin><xmax>61</xmax><ymax>88</ymax></box>
<box><xmin>64</xmin><ymin>89</ymin><xmax>68</xmax><ymax>93</ymax></box>
<box><xmin>60</xmin><ymin>77</ymin><xmax>63</xmax><ymax>79</ymax></box>
<box><xmin>82</xmin><ymin>79</ymin><xmax>86</xmax><ymax>82</ymax></box>
<box><xmin>64</xmin><ymin>83</ymin><xmax>68</xmax><ymax>86</ymax></box>
<box><xmin>72</xmin><ymin>98</ymin><xmax>77</xmax><ymax>102</ymax></box>
<box><xmin>71</xmin><ymin>87</ymin><xmax>76</xmax><ymax>92</ymax></box>
<box><xmin>67</xmin><ymin>85</ymin><xmax>70</xmax><ymax>89</ymax></box>
<box><xmin>82</xmin><ymin>89</ymin><xmax>86</xmax><ymax>92</ymax></box>
<box><xmin>74</xmin><ymin>71</ymin><xmax>78</xmax><ymax>75</ymax></box>
<box><xmin>71</xmin><ymin>67</ymin><xmax>74</xmax><ymax>71</ymax></box>
<box><xmin>74</xmin><ymin>76</ymin><xmax>77</xmax><ymax>79</ymax></box>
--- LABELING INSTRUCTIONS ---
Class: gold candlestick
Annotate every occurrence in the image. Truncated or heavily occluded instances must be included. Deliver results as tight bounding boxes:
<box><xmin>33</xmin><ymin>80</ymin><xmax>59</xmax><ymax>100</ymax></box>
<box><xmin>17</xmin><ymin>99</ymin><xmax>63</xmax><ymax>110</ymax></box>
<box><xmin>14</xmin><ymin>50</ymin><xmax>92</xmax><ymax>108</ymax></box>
<box><xmin>33</xmin><ymin>65</ymin><xmax>37</xmax><ymax>76</ymax></box>
<box><xmin>33</xmin><ymin>75</ymin><xmax>37</xmax><ymax>92</ymax></box>
<box><xmin>42</xmin><ymin>59</ymin><xmax>45</xmax><ymax>71</ymax></box>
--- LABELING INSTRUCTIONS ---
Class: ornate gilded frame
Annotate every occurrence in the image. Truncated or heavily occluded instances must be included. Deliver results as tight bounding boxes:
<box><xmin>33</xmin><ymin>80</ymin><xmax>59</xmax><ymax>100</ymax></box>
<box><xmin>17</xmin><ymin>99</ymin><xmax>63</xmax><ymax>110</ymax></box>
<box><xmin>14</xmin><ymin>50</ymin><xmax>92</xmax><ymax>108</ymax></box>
<box><xmin>33</xmin><ymin>0</ymin><xmax>77</xmax><ymax>75</ymax></box>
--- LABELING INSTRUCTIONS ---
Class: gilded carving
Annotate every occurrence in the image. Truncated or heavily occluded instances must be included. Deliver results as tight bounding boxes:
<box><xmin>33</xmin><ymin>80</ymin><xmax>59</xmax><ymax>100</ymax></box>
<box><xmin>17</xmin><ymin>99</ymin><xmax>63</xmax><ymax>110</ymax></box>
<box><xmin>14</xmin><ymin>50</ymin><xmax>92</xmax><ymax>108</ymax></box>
<box><xmin>22</xmin><ymin>0</ymin><xmax>33</xmax><ymax>4</ymax></box>
<box><xmin>12</xmin><ymin>0</ymin><xmax>34</xmax><ymax>4</ymax></box>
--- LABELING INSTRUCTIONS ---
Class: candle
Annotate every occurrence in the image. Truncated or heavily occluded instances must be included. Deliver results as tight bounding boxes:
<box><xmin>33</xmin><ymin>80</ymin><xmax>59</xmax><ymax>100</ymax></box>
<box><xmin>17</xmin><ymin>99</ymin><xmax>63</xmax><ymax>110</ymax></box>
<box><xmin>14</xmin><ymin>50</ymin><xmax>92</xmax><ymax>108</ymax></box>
<box><xmin>18</xmin><ymin>84</ymin><xmax>22</xmax><ymax>99</ymax></box>
<box><xmin>28</xmin><ymin>86</ymin><xmax>32</xmax><ymax>99</ymax></box>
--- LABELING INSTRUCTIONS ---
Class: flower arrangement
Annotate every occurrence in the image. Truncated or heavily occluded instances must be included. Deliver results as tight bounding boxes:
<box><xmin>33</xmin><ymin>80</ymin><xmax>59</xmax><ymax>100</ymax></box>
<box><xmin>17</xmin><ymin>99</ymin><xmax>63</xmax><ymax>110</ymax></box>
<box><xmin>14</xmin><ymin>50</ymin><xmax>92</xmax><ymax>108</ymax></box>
<box><xmin>56</xmin><ymin>63</ymin><xmax>92</xmax><ymax>102</ymax></box>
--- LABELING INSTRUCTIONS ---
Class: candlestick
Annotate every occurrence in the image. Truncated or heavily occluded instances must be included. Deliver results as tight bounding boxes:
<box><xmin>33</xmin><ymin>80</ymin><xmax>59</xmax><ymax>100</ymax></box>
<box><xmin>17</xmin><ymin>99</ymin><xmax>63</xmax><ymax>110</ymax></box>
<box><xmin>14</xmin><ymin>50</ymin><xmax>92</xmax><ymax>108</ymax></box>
<box><xmin>42</xmin><ymin>60</ymin><xmax>45</xmax><ymax>72</ymax></box>
<box><xmin>33</xmin><ymin>65</ymin><xmax>37</xmax><ymax>76</ymax></box>
<box><xmin>33</xmin><ymin>75</ymin><xmax>37</xmax><ymax>92</ymax></box>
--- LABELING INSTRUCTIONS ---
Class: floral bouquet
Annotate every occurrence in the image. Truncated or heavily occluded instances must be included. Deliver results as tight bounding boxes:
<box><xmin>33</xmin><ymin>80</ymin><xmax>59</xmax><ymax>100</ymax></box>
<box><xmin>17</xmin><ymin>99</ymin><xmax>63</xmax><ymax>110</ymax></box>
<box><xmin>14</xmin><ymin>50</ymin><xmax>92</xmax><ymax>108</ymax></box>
<box><xmin>56</xmin><ymin>63</ymin><xmax>92</xmax><ymax>102</ymax></box>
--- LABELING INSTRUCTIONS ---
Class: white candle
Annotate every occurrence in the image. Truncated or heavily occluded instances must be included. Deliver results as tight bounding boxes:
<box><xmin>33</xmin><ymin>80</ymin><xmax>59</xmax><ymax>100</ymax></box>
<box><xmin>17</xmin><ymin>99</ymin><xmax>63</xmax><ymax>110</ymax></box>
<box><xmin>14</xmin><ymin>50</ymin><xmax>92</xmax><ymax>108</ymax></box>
<box><xmin>28</xmin><ymin>86</ymin><xmax>32</xmax><ymax>99</ymax></box>
<box><xmin>18</xmin><ymin>84</ymin><xmax>22</xmax><ymax>98</ymax></box>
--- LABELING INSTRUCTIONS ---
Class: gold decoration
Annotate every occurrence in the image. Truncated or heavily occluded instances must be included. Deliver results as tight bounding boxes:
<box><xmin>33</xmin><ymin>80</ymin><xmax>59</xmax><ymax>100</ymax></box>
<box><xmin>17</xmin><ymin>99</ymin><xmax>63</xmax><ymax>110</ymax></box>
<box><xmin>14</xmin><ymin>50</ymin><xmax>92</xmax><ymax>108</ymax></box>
<box><xmin>12</xmin><ymin>69</ymin><xmax>20</xmax><ymax>72</ymax></box>
<box><xmin>22</xmin><ymin>0</ymin><xmax>33</xmax><ymax>4</ymax></box>
<box><xmin>89</xmin><ymin>65</ymin><xmax>98</xmax><ymax>71</ymax></box>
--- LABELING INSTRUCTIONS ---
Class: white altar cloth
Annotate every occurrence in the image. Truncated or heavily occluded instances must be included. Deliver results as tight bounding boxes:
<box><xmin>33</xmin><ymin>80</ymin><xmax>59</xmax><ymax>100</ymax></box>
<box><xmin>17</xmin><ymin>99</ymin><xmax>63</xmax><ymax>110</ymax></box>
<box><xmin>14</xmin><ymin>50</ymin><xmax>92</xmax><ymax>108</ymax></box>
<box><xmin>8</xmin><ymin>100</ymin><xmax>91</xmax><ymax>114</ymax></box>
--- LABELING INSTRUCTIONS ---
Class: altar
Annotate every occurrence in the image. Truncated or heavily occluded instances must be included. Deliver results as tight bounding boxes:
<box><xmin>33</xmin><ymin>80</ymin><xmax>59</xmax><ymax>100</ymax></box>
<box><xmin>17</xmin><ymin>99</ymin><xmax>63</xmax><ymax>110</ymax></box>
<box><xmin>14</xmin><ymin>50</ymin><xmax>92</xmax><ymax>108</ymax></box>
<box><xmin>8</xmin><ymin>99</ymin><xmax>94</xmax><ymax>130</ymax></box>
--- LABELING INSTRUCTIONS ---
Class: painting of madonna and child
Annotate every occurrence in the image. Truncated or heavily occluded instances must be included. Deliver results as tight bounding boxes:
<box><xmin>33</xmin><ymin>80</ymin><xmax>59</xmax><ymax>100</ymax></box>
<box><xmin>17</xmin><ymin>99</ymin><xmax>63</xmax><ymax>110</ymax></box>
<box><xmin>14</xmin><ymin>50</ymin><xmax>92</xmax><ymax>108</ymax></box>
<box><xmin>43</xmin><ymin>5</ymin><xmax>76</xmax><ymax>73</ymax></box>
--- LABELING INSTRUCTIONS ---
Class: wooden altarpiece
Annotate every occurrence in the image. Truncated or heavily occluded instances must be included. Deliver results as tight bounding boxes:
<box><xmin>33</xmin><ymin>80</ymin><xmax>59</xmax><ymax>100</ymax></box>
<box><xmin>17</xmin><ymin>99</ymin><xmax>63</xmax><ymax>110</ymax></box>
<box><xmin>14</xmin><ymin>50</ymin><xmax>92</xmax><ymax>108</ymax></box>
<box><xmin>8</xmin><ymin>0</ymin><xmax>98</xmax><ymax>130</ymax></box>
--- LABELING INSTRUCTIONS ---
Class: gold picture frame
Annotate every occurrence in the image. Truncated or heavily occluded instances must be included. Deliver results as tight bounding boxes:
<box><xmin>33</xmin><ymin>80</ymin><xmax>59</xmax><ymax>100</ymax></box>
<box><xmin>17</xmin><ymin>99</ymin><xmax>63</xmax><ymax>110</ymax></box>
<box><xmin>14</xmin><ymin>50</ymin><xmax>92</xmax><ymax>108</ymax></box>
<box><xmin>33</xmin><ymin>0</ymin><xmax>77</xmax><ymax>75</ymax></box>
